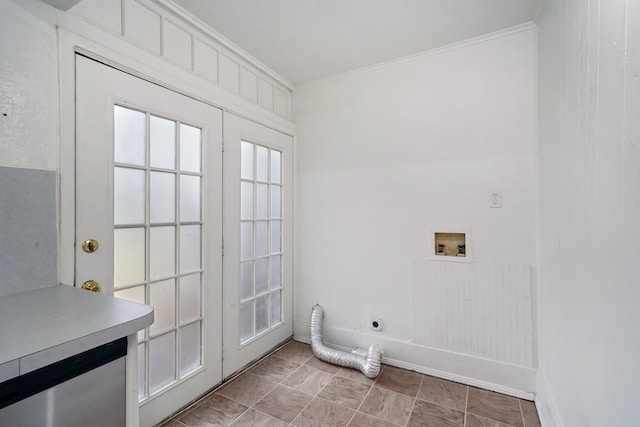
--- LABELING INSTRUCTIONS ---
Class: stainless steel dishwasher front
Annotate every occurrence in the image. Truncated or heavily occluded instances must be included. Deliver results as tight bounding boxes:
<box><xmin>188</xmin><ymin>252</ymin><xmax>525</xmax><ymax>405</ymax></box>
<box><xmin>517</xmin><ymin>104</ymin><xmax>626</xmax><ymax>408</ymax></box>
<box><xmin>0</xmin><ymin>338</ymin><xmax>127</xmax><ymax>427</ymax></box>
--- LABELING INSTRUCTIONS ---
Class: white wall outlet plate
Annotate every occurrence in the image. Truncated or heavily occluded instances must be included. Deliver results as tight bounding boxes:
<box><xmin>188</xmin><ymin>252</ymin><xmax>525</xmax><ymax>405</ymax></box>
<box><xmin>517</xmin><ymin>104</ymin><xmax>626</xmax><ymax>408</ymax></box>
<box><xmin>369</xmin><ymin>319</ymin><xmax>383</xmax><ymax>331</ymax></box>
<box><xmin>489</xmin><ymin>190</ymin><xmax>502</xmax><ymax>208</ymax></box>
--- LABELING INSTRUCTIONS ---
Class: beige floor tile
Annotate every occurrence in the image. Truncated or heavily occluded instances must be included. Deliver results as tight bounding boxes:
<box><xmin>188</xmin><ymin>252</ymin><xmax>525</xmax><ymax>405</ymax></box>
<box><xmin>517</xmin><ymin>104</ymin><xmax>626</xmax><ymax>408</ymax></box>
<box><xmin>318</xmin><ymin>376</ymin><xmax>371</xmax><ymax>409</ymax></box>
<box><xmin>217</xmin><ymin>373</ymin><xmax>277</xmax><ymax>406</ymax></box>
<box><xmin>159</xmin><ymin>420</ymin><xmax>188</xmax><ymax>427</ymax></box>
<box><xmin>336</xmin><ymin>366</ymin><xmax>377</xmax><ymax>385</ymax></box>
<box><xmin>466</xmin><ymin>413</ymin><xmax>516</xmax><ymax>426</ymax></box>
<box><xmin>283</xmin><ymin>364</ymin><xmax>335</xmax><ymax>395</ymax></box>
<box><xmin>304</xmin><ymin>355</ymin><xmax>342</xmax><ymax>374</ymax></box>
<box><xmin>177</xmin><ymin>394</ymin><xmax>248</xmax><ymax>427</ymax></box>
<box><xmin>273</xmin><ymin>341</ymin><xmax>314</xmax><ymax>364</ymax></box>
<box><xmin>359</xmin><ymin>386</ymin><xmax>413</xmax><ymax>425</ymax></box>
<box><xmin>253</xmin><ymin>384</ymin><xmax>314</xmax><ymax>423</ymax></box>
<box><xmin>520</xmin><ymin>400</ymin><xmax>541</xmax><ymax>427</ymax></box>
<box><xmin>249</xmin><ymin>355</ymin><xmax>300</xmax><ymax>382</ymax></box>
<box><xmin>292</xmin><ymin>397</ymin><xmax>355</xmax><ymax>427</ymax></box>
<box><xmin>374</xmin><ymin>365</ymin><xmax>423</xmax><ymax>397</ymax></box>
<box><xmin>348</xmin><ymin>412</ymin><xmax>399</xmax><ymax>427</ymax></box>
<box><xmin>417</xmin><ymin>375</ymin><xmax>468</xmax><ymax>411</ymax></box>
<box><xmin>467</xmin><ymin>387</ymin><xmax>524</xmax><ymax>427</ymax></box>
<box><xmin>159</xmin><ymin>341</ymin><xmax>542</xmax><ymax>427</ymax></box>
<box><xmin>229</xmin><ymin>408</ymin><xmax>289</xmax><ymax>427</ymax></box>
<box><xmin>407</xmin><ymin>399</ymin><xmax>464</xmax><ymax>427</ymax></box>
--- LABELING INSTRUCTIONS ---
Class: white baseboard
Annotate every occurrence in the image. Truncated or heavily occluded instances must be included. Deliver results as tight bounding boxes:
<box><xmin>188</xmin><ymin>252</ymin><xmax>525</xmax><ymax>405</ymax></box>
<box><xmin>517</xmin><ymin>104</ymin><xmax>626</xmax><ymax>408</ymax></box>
<box><xmin>294</xmin><ymin>320</ymin><xmax>536</xmax><ymax>400</ymax></box>
<box><xmin>535</xmin><ymin>371</ymin><xmax>562</xmax><ymax>427</ymax></box>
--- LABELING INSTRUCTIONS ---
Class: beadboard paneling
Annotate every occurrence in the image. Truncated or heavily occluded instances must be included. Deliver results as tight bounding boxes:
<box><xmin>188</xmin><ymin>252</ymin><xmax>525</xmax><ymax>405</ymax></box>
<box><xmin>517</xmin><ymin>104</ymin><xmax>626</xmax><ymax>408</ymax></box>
<box><xmin>413</xmin><ymin>260</ymin><xmax>533</xmax><ymax>367</ymax></box>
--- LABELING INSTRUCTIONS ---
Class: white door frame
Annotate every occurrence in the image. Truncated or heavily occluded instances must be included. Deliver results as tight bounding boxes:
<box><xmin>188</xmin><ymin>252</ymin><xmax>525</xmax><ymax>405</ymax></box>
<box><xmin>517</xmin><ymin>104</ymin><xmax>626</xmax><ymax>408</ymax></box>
<box><xmin>58</xmin><ymin>29</ymin><xmax>296</xmax><ymax>426</ymax></box>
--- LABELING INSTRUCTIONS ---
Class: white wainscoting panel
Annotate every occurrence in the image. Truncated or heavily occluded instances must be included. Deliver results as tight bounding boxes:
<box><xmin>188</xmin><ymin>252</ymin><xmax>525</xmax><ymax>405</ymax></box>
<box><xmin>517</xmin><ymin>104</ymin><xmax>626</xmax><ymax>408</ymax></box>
<box><xmin>413</xmin><ymin>260</ymin><xmax>533</xmax><ymax>367</ymax></box>
<box><xmin>240</xmin><ymin>67</ymin><xmax>258</xmax><ymax>103</ymax></box>
<box><xmin>219</xmin><ymin>53</ymin><xmax>240</xmax><ymax>94</ymax></box>
<box><xmin>193</xmin><ymin>38</ymin><xmax>218</xmax><ymax>82</ymax></box>
<box><xmin>258</xmin><ymin>78</ymin><xmax>274</xmax><ymax>110</ymax></box>
<box><xmin>274</xmin><ymin>87</ymin><xmax>288</xmax><ymax>118</ymax></box>
<box><xmin>124</xmin><ymin>0</ymin><xmax>161</xmax><ymax>53</ymax></box>
<box><xmin>162</xmin><ymin>19</ymin><xmax>192</xmax><ymax>69</ymax></box>
<box><xmin>75</xmin><ymin>0</ymin><xmax>122</xmax><ymax>35</ymax></box>
<box><xmin>70</xmin><ymin>0</ymin><xmax>293</xmax><ymax>121</ymax></box>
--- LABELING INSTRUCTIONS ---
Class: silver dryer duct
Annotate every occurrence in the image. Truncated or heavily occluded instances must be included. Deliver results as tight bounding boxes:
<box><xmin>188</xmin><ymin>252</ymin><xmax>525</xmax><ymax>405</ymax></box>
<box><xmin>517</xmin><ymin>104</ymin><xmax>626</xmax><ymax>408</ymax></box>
<box><xmin>309</xmin><ymin>304</ymin><xmax>383</xmax><ymax>378</ymax></box>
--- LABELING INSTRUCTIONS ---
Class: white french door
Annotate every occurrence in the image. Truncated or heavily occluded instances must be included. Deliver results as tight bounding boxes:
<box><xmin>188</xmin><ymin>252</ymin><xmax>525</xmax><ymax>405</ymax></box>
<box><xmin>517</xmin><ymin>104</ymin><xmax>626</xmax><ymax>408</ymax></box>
<box><xmin>75</xmin><ymin>55</ymin><xmax>223</xmax><ymax>427</ymax></box>
<box><xmin>222</xmin><ymin>113</ymin><xmax>294</xmax><ymax>378</ymax></box>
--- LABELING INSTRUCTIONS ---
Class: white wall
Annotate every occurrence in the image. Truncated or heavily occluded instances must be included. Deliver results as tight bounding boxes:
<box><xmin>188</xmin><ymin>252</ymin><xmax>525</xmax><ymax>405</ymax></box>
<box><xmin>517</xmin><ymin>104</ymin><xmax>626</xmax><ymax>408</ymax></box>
<box><xmin>0</xmin><ymin>0</ymin><xmax>59</xmax><ymax>171</ymax></box>
<box><xmin>293</xmin><ymin>26</ymin><xmax>538</xmax><ymax>395</ymax></box>
<box><xmin>537</xmin><ymin>0</ymin><xmax>640</xmax><ymax>426</ymax></box>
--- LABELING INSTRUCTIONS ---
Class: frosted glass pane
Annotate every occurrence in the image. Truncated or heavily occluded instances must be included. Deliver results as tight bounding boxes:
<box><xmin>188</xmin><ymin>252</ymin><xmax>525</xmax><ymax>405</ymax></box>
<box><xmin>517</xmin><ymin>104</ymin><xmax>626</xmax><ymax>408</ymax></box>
<box><xmin>256</xmin><ymin>145</ymin><xmax>268</xmax><ymax>181</ymax></box>
<box><xmin>150</xmin><ymin>279</ymin><xmax>176</xmax><ymax>334</ymax></box>
<box><xmin>114</xmin><ymin>228</ymin><xmax>145</xmax><ymax>285</ymax></box>
<box><xmin>241</xmin><ymin>141</ymin><xmax>253</xmax><ymax>180</ymax></box>
<box><xmin>114</xmin><ymin>167</ymin><xmax>145</xmax><ymax>225</ymax></box>
<box><xmin>255</xmin><ymin>258</ymin><xmax>268</xmax><ymax>295</ymax></box>
<box><xmin>240</xmin><ymin>222</ymin><xmax>253</xmax><ymax>261</ymax></box>
<box><xmin>256</xmin><ymin>184</ymin><xmax>268</xmax><ymax>219</ymax></box>
<box><xmin>114</xmin><ymin>106</ymin><xmax>145</xmax><ymax>166</ymax></box>
<box><xmin>180</xmin><ymin>225</ymin><xmax>201</xmax><ymax>273</ymax></box>
<box><xmin>180</xmin><ymin>124</ymin><xmax>201</xmax><ymax>173</ymax></box>
<box><xmin>270</xmin><ymin>255</ymin><xmax>282</xmax><ymax>289</ymax></box>
<box><xmin>271</xmin><ymin>150</ymin><xmax>281</xmax><ymax>183</ymax></box>
<box><xmin>240</xmin><ymin>301</ymin><xmax>253</xmax><ymax>343</ymax></box>
<box><xmin>240</xmin><ymin>261</ymin><xmax>253</xmax><ymax>301</ymax></box>
<box><xmin>271</xmin><ymin>221</ymin><xmax>281</xmax><ymax>253</ymax></box>
<box><xmin>150</xmin><ymin>172</ymin><xmax>175</xmax><ymax>224</ymax></box>
<box><xmin>180</xmin><ymin>175</ymin><xmax>201</xmax><ymax>222</ymax></box>
<box><xmin>115</xmin><ymin>285</ymin><xmax>146</xmax><ymax>341</ymax></box>
<box><xmin>240</xmin><ymin>182</ymin><xmax>253</xmax><ymax>220</ymax></box>
<box><xmin>150</xmin><ymin>226</ymin><xmax>176</xmax><ymax>280</ymax></box>
<box><xmin>270</xmin><ymin>290</ymin><xmax>282</xmax><ymax>326</ymax></box>
<box><xmin>149</xmin><ymin>332</ymin><xmax>176</xmax><ymax>394</ymax></box>
<box><xmin>256</xmin><ymin>221</ymin><xmax>268</xmax><ymax>257</ymax></box>
<box><xmin>255</xmin><ymin>295</ymin><xmax>268</xmax><ymax>335</ymax></box>
<box><xmin>115</xmin><ymin>285</ymin><xmax>145</xmax><ymax>304</ymax></box>
<box><xmin>150</xmin><ymin>115</ymin><xmax>176</xmax><ymax>169</ymax></box>
<box><xmin>138</xmin><ymin>343</ymin><xmax>146</xmax><ymax>399</ymax></box>
<box><xmin>270</xmin><ymin>186</ymin><xmax>281</xmax><ymax>218</ymax></box>
<box><xmin>179</xmin><ymin>321</ymin><xmax>201</xmax><ymax>376</ymax></box>
<box><xmin>180</xmin><ymin>273</ymin><xmax>201</xmax><ymax>322</ymax></box>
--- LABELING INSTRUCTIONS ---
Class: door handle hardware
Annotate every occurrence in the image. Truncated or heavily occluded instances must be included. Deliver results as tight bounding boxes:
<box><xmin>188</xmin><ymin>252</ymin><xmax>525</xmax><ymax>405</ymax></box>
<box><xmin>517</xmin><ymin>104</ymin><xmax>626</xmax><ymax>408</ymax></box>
<box><xmin>82</xmin><ymin>280</ymin><xmax>101</xmax><ymax>293</ymax></box>
<box><xmin>82</xmin><ymin>239</ymin><xmax>99</xmax><ymax>253</ymax></box>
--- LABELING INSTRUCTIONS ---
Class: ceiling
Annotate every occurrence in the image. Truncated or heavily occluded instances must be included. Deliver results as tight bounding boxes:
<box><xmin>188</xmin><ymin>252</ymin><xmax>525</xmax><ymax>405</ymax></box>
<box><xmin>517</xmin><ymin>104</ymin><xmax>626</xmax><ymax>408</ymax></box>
<box><xmin>172</xmin><ymin>0</ymin><xmax>539</xmax><ymax>86</ymax></box>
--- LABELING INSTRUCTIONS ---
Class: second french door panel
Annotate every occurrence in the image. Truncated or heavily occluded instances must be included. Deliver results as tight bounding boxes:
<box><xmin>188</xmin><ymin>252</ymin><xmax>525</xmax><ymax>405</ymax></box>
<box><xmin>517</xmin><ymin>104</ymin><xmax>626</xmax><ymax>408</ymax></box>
<box><xmin>222</xmin><ymin>113</ymin><xmax>294</xmax><ymax>378</ymax></box>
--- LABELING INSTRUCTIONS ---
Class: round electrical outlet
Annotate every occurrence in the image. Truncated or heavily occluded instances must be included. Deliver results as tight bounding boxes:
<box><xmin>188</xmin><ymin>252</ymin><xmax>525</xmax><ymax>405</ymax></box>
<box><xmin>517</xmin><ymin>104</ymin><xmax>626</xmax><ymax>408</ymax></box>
<box><xmin>369</xmin><ymin>319</ymin><xmax>383</xmax><ymax>331</ymax></box>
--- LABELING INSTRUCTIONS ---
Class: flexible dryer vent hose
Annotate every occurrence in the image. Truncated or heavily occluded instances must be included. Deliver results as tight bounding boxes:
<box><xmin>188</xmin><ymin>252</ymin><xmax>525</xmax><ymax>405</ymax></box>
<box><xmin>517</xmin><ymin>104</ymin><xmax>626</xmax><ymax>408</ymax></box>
<box><xmin>309</xmin><ymin>304</ymin><xmax>383</xmax><ymax>378</ymax></box>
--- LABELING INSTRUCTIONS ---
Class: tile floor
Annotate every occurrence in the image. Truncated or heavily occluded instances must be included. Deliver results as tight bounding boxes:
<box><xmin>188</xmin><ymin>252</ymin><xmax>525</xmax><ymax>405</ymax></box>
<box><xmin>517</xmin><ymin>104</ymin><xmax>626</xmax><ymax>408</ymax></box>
<box><xmin>159</xmin><ymin>341</ymin><xmax>541</xmax><ymax>427</ymax></box>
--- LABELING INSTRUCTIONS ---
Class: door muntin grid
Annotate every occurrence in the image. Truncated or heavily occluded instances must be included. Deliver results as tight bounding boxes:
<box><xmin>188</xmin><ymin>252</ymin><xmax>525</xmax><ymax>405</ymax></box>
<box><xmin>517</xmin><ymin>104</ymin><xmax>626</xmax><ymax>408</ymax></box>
<box><xmin>111</xmin><ymin>104</ymin><xmax>205</xmax><ymax>400</ymax></box>
<box><xmin>239</xmin><ymin>141</ymin><xmax>283</xmax><ymax>345</ymax></box>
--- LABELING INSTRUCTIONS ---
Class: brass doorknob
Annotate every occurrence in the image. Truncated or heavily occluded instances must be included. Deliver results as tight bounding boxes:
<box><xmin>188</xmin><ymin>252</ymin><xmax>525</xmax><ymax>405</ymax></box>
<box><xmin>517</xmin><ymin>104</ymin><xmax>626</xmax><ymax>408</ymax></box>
<box><xmin>82</xmin><ymin>239</ymin><xmax>99</xmax><ymax>253</ymax></box>
<box><xmin>82</xmin><ymin>280</ymin><xmax>101</xmax><ymax>293</ymax></box>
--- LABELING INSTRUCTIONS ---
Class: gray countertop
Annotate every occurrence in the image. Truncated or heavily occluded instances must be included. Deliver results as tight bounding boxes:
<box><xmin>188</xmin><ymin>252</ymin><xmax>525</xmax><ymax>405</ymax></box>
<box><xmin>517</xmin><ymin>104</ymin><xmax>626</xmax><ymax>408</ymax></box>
<box><xmin>0</xmin><ymin>284</ymin><xmax>153</xmax><ymax>381</ymax></box>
